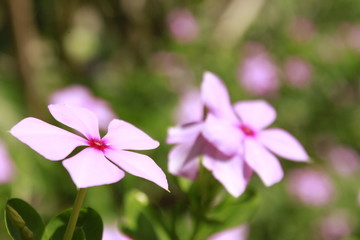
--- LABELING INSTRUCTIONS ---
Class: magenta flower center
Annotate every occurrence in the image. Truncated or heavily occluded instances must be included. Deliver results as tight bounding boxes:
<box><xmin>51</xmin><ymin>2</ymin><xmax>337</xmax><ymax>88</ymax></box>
<box><xmin>87</xmin><ymin>138</ymin><xmax>109</xmax><ymax>152</ymax></box>
<box><xmin>239</xmin><ymin>124</ymin><xmax>256</xmax><ymax>137</ymax></box>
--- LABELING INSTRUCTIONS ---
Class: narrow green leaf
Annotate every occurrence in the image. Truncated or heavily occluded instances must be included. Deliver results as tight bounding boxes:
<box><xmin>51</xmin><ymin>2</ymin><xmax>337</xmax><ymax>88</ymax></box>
<box><xmin>4</xmin><ymin>198</ymin><xmax>45</xmax><ymax>240</ymax></box>
<box><xmin>43</xmin><ymin>207</ymin><xmax>103</xmax><ymax>240</ymax></box>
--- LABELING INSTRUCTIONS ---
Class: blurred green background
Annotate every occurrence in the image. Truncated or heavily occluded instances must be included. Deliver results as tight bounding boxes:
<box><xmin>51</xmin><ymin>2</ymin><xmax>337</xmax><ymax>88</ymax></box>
<box><xmin>1</xmin><ymin>0</ymin><xmax>360</xmax><ymax>239</ymax></box>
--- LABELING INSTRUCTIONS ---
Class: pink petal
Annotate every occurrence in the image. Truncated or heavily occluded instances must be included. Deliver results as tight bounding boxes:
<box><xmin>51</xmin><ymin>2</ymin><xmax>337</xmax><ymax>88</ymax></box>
<box><xmin>244</xmin><ymin>138</ymin><xmax>284</xmax><ymax>186</ymax></box>
<box><xmin>174</xmin><ymin>88</ymin><xmax>203</xmax><ymax>124</ymax></box>
<box><xmin>103</xmin><ymin>225</ymin><xmax>132</xmax><ymax>240</ymax></box>
<box><xmin>103</xmin><ymin>119</ymin><xmax>159</xmax><ymax>151</ymax></box>
<box><xmin>0</xmin><ymin>141</ymin><xmax>14</xmax><ymax>183</ymax></box>
<box><xmin>208</xmin><ymin>225</ymin><xmax>248</xmax><ymax>240</ymax></box>
<box><xmin>105</xmin><ymin>149</ymin><xmax>168</xmax><ymax>191</ymax></box>
<box><xmin>167</xmin><ymin>123</ymin><xmax>202</xmax><ymax>144</ymax></box>
<box><xmin>233</xmin><ymin>100</ymin><xmax>276</xmax><ymax>130</ymax></box>
<box><xmin>207</xmin><ymin>155</ymin><xmax>249</xmax><ymax>197</ymax></box>
<box><xmin>259</xmin><ymin>128</ymin><xmax>309</xmax><ymax>161</ymax></box>
<box><xmin>48</xmin><ymin>104</ymin><xmax>100</xmax><ymax>139</ymax></box>
<box><xmin>50</xmin><ymin>85</ymin><xmax>115</xmax><ymax>129</ymax></box>
<box><xmin>63</xmin><ymin>148</ymin><xmax>125</xmax><ymax>188</ymax></box>
<box><xmin>201</xmin><ymin>72</ymin><xmax>237</xmax><ymax>122</ymax></box>
<box><xmin>202</xmin><ymin>114</ymin><xmax>243</xmax><ymax>156</ymax></box>
<box><xmin>168</xmin><ymin>137</ymin><xmax>203</xmax><ymax>179</ymax></box>
<box><xmin>10</xmin><ymin>117</ymin><xmax>86</xmax><ymax>161</ymax></box>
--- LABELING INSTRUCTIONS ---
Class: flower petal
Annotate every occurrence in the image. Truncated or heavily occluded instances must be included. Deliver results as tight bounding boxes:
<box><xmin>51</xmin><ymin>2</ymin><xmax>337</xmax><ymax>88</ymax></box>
<box><xmin>233</xmin><ymin>100</ymin><xmax>276</xmax><ymax>130</ymax></box>
<box><xmin>207</xmin><ymin>155</ymin><xmax>250</xmax><ymax>197</ymax></box>
<box><xmin>0</xmin><ymin>141</ymin><xmax>14</xmax><ymax>183</ymax></box>
<box><xmin>10</xmin><ymin>117</ymin><xmax>86</xmax><ymax>161</ymax></box>
<box><xmin>103</xmin><ymin>119</ymin><xmax>159</xmax><ymax>151</ymax></box>
<box><xmin>208</xmin><ymin>225</ymin><xmax>248</xmax><ymax>240</ymax></box>
<box><xmin>259</xmin><ymin>128</ymin><xmax>309</xmax><ymax>161</ymax></box>
<box><xmin>244</xmin><ymin>139</ymin><xmax>283</xmax><ymax>186</ymax></box>
<box><xmin>48</xmin><ymin>104</ymin><xmax>100</xmax><ymax>139</ymax></box>
<box><xmin>105</xmin><ymin>149</ymin><xmax>168</xmax><ymax>191</ymax></box>
<box><xmin>166</xmin><ymin>123</ymin><xmax>202</xmax><ymax>145</ymax></box>
<box><xmin>62</xmin><ymin>148</ymin><xmax>125</xmax><ymax>188</ymax></box>
<box><xmin>168</xmin><ymin>134</ymin><xmax>206</xmax><ymax>179</ymax></box>
<box><xmin>201</xmin><ymin>72</ymin><xmax>237</xmax><ymax>122</ymax></box>
<box><xmin>168</xmin><ymin>142</ymin><xmax>200</xmax><ymax>180</ymax></box>
<box><xmin>202</xmin><ymin>114</ymin><xmax>243</xmax><ymax>156</ymax></box>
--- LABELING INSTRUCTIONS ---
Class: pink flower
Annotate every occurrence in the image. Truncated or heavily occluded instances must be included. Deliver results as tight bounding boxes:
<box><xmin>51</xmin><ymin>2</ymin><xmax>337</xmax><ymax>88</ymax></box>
<box><xmin>50</xmin><ymin>85</ymin><xmax>115</xmax><ymax>129</ymax></box>
<box><xmin>287</xmin><ymin>18</ymin><xmax>315</xmax><ymax>42</ymax></box>
<box><xmin>344</xmin><ymin>24</ymin><xmax>360</xmax><ymax>52</ymax></box>
<box><xmin>207</xmin><ymin>225</ymin><xmax>248</xmax><ymax>240</ymax></box>
<box><xmin>167</xmin><ymin>73</ymin><xmax>252</xmax><ymax>196</ymax></box>
<box><xmin>10</xmin><ymin>104</ymin><xmax>168</xmax><ymax>190</ymax></box>
<box><xmin>238</xmin><ymin>48</ymin><xmax>279</xmax><ymax>96</ymax></box>
<box><xmin>319</xmin><ymin>210</ymin><xmax>353</xmax><ymax>240</ymax></box>
<box><xmin>167</xmin><ymin>9</ymin><xmax>198</xmax><ymax>43</ymax></box>
<box><xmin>203</xmin><ymin>73</ymin><xmax>309</xmax><ymax>187</ymax></box>
<box><xmin>283</xmin><ymin>57</ymin><xmax>312</xmax><ymax>88</ymax></box>
<box><xmin>325</xmin><ymin>145</ymin><xmax>360</xmax><ymax>177</ymax></box>
<box><xmin>103</xmin><ymin>224</ymin><xmax>132</xmax><ymax>240</ymax></box>
<box><xmin>0</xmin><ymin>140</ymin><xmax>15</xmax><ymax>184</ymax></box>
<box><xmin>286</xmin><ymin>168</ymin><xmax>334</xmax><ymax>207</ymax></box>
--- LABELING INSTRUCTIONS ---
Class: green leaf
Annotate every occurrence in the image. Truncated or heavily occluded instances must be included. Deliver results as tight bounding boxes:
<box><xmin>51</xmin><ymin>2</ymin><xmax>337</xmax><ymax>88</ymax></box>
<box><xmin>43</xmin><ymin>207</ymin><xmax>103</xmax><ymax>240</ymax></box>
<box><xmin>199</xmin><ymin>189</ymin><xmax>260</xmax><ymax>238</ymax></box>
<box><xmin>4</xmin><ymin>198</ymin><xmax>45</xmax><ymax>240</ymax></box>
<box><xmin>122</xmin><ymin>190</ymin><xmax>149</xmax><ymax>231</ymax></box>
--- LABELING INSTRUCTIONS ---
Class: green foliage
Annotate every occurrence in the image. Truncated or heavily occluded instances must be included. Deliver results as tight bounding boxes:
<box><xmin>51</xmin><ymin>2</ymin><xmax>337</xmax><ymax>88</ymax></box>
<box><xmin>43</xmin><ymin>207</ymin><xmax>103</xmax><ymax>240</ymax></box>
<box><xmin>5</xmin><ymin>198</ymin><xmax>45</xmax><ymax>240</ymax></box>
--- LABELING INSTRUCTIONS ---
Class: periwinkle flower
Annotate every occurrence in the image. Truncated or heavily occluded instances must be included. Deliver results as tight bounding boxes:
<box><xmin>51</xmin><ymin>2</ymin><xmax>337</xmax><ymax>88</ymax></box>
<box><xmin>167</xmin><ymin>9</ymin><xmax>198</xmax><ymax>43</ymax></box>
<box><xmin>326</xmin><ymin>145</ymin><xmax>360</xmax><ymax>177</ymax></box>
<box><xmin>168</xmin><ymin>72</ymin><xmax>308</xmax><ymax>196</ymax></box>
<box><xmin>0</xmin><ymin>140</ymin><xmax>15</xmax><ymax>184</ymax></box>
<box><xmin>286</xmin><ymin>168</ymin><xmax>334</xmax><ymax>207</ymax></box>
<box><xmin>10</xmin><ymin>104</ymin><xmax>168</xmax><ymax>190</ymax></box>
<box><xmin>287</xmin><ymin>18</ymin><xmax>315</xmax><ymax>42</ymax></box>
<box><xmin>202</xmin><ymin>73</ymin><xmax>309</xmax><ymax>187</ymax></box>
<box><xmin>344</xmin><ymin>24</ymin><xmax>360</xmax><ymax>52</ymax></box>
<box><xmin>50</xmin><ymin>85</ymin><xmax>115</xmax><ymax>129</ymax></box>
<box><xmin>283</xmin><ymin>57</ymin><xmax>312</xmax><ymax>88</ymax></box>
<box><xmin>319</xmin><ymin>210</ymin><xmax>353</xmax><ymax>240</ymax></box>
<box><xmin>238</xmin><ymin>48</ymin><xmax>279</xmax><ymax>96</ymax></box>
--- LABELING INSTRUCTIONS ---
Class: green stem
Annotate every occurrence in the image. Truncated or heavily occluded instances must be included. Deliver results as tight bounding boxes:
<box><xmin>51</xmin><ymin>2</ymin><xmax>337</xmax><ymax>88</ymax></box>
<box><xmin>63</xmin><ymin>188</ymin><xmax>87</xmax><ymax>240</ymax></box>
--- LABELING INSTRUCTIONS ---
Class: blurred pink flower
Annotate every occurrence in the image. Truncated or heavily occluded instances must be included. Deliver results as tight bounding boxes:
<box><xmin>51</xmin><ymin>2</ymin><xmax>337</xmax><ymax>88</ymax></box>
<box><xmin>0</xmin><ymin>140</ymin><xmax>14</xmax><ymax>184</ymax></box>
<box><xmin>174</xmin><ymin>88</ymin><xmax>203</xmax><ymax>125</ymax></box>
<box><xmin>287</xmin><ymin>18</ymin><xmax>315</xmax><ymax>42</ymax></box>
<box><xmin>167</xmin><ymin>9</ymin><xmax>198</xmax><ymax>43</ymax></box>
<box><xmin>326</xmin><ymin>145</ymin><xmax>360</xmax><ymax>176</ymax></box>
<box><xmin>150</xmin><ymin>51</ymin><xmax>194</xmax><ymax>90</ymax></box>
<box><xmin>103</xmin><ymin>225</ymin><xmax>132</xmax><ymax>240</ymax></box>
<box><xmin>238</xmin><ymin>48</ymin><xmax>279</xmax><ymax>96</ymax></box>
<box><xmin>287</xmin><ymin>168</ymin><xmax>334</xmax><ymax>207</ymax></box>
<box><xmin>319</xmin><ymin>210</ymin><xmax>352</xmax><ymax>240</ymax></box>
<box><xmin>167</xmin><ymin>73</ymin><xmax>252</xmax><ymax>196</ymax></box>
<box><xmin>203</xmin><ymin>73</ymin><xmax>309</xmax><ymax>187</ymax></box>
<box><xmin>208</xmin><ymin>225</ymin><xmax>248</xmax><ymax>240</ymax></box>
<box><xmin>50</xmin><ymin>85</ymin><xmax>115</xmax><ymax>129</ymax></box>
<box><xmin>344</xmin><ymin>24</ymin><xmax>360</xmax><ymax>52</ymax></box>
<box><xmin>283</xmin><ymin>57</ymin><xmax>312</xmax><ymax>88</ymax></box>
<box><xmin>10</xmin><ymin>104</ymin><xmax>168</xmax><ymax>190</ymax></box>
